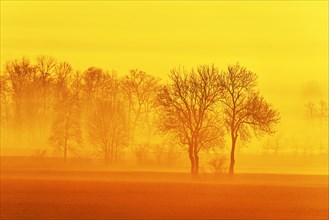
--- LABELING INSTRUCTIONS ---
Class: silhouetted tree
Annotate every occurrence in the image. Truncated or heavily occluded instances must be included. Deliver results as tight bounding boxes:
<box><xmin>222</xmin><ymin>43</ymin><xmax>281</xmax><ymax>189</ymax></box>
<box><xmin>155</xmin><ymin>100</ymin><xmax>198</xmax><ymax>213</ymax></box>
<box><xmin>36</xmin><ymin>56</ymin><xmax>57</xmax><ymax>133</ymax></box>
<box><xmin>5</xmin><ymin>57</ymin><xmax>40</xmax><ymax>140</ymax></box>
<box><xmin>36</xmin><ymin>56</ymin><xmax>56</xmax><ymax>110</ymax></box>
<box><xmin>0</xmin><ymin>73</ymin><xmax>12</xmax><ymax>142</ymax></box>
<box><xmin>157</xmin><ymin>65</ymin><xmax>223</xmax><ymax>174</ymax></box>
<box><xmin>209</xmin><ymin>154</ymin><xmax>227</xmax><ymax>175</ymax></box>
<box><xmin>53</xmin><ymin>62</ymin><xmax>73</xmax><ymax>98</ymax></box>
<box><xmin>262</xmin><ymin>133</ymin><xmax>283</xmax><ymax>155</ymax></box>
<box><xmin>152</xmin><ymin>137</ymin><xmax>183</xmax><ymax>166</ymax></box>
<box><xmin>219</xmin><ymin>63</ymin><xmax>280</xmax><ymax>175</ymax></box>
<box><xmin>304</xmin><ymin>99</ymin><xmax>328</xmax><ymax>154</ymax></box>
<box><xmin>305</xmin><ymin>100</ymin><xmax>328</xmax><ymax>121</ymax></box>
<box><xmin>49</xmin><ymin>71</ymin><xmax>83</xmax><ymax>162</ymax></box>
<box><xmin>305</xmin><ymin>102</ymin><xmax>317</xmax><ymax>120</ymax></box>
<box><xmin>122</xmin><ymin>69</ymin><xmax>159</xmax><ymax>144</ymax></box>
<box><xmin>82</xmin><ymin>67</ymin><xmax>106</xmax><ymax>112</ymax></box>
<box><xmin>88</xmin><ymin>73</ymin><xmax>128</xmax><ymax>163</ymax></box>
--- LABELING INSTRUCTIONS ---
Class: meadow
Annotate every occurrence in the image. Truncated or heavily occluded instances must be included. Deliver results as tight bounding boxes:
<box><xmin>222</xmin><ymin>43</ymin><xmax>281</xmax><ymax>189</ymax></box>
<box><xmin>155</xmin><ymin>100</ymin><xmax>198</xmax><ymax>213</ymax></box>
<box><xmin>1</xmin><ymin>170</ymin><xmax>328</xmax><ymax>219</ymax></box>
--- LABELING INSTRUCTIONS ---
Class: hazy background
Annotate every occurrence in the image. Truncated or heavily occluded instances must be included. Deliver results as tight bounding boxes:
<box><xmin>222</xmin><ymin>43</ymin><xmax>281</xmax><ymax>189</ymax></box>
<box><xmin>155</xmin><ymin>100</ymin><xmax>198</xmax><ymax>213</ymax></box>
<box><xmin>1</xmin><ymin>1</ymin><xmax>328</xmax><ymax>174</ymax></box>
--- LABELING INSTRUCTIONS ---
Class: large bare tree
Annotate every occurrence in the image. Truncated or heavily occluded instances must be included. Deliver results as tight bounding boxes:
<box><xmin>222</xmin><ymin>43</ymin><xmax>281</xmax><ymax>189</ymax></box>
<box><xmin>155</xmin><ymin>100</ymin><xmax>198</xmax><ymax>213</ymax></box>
<box><xmin>219</xmin><ymin>63</ymin><xmax>280</xmax><ymax>175</ymax></box>
<box><xmin>157</xmin><ymin>65</ymin><xmax>223</xmax><ymax>174</ymax></box>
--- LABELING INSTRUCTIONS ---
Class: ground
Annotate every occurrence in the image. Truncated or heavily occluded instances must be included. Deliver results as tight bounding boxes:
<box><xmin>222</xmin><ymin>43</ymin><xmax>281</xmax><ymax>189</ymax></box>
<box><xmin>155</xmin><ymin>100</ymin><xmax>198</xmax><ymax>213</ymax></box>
<box><xmin>1</xmin><ymin>171</ymin><xmax>328</xmax><ymax>219</ymax></box>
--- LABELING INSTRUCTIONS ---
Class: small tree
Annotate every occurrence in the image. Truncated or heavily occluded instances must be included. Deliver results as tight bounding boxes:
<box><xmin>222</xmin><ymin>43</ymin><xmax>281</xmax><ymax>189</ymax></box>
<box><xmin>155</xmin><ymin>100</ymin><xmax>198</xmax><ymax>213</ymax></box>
<box><xmin>219</xmin><ymin>63</ymin><xmax>280</xmax><ymax>175</ymax></box>
<box><xmin>156</xmin><ymin>65</ymin><xmax>223</xmax><ymax>175</ymax></box>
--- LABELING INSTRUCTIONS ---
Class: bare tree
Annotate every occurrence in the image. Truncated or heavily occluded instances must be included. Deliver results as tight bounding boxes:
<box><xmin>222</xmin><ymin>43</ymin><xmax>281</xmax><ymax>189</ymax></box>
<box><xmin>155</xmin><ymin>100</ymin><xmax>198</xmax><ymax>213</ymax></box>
<box><xmin>152</xmin><ymin>137</ymin><xmax>183</xmax><ymax>166</ymax></box>
<box><xmin>49</xmin><ymin>71</ymin><xmax>83</xmax><ymax>162</ymax></box>
<box><xmin>5</xmin><ymin>57</ymin><xmax>40</xmax><ymax>141</ymax></box>
<box><xmin>305</xmin><ymin>102</ymin><xmax>317</xmax><ymax>120</ymax></box>
<box><xmin>0</xmin><ymin>73</ymin><xmax>12</xmax><ymax>143</ymax></box>
<box><xmin>318</xmin><ymin>100</ymin><xmax>328</xmax><ymax>121</ymax></box>
<box><xmin>305</xmin><ymin>100</ymin><xmax>328</xmax><ymax>121</ymax></box>
<box><xmin>209</xmin><ymin>154</ymin><xmax>227</xmax><ymax>175</ymax></box>
<box><xmin>53</xmin><ymin>62</ymin><xmax>73</xmax><ymax>98</ymax></box>
<box><xmin>36</xmin><ymin>56</ymin><xmax>57</xmax><ymax>113</ymax></box>
<box><xmin>122</xmin><ymin>69</ymin><xmax>159</xmax><ymax>144</ymax></box>
<box><xmin>304</xmin><ymin>99</ymin><xmax>328</xmax><ymax>154</ymax></box>
<box><xmin>219</xmin><ymin>63</ymin><xmax>280</xmax><ymax>175</ymax></box>
<box><xmin>156</xmin><ymin>65</ymin><xmax>224</xmax><ymax>175</ymax></box>
<box><xmin>262</xmin><ymin>133</ymin><xmax>282</xmax><ymax>155</ymax></box>
<box><xmin>82</xmin><ymin>67</ymin><xmax>106</xmax><ymax>111</ymax></box>
<box><xmin>88</xmin><ymin>73</ymin><xmax>128</xmax><ymax>163</ymax></box>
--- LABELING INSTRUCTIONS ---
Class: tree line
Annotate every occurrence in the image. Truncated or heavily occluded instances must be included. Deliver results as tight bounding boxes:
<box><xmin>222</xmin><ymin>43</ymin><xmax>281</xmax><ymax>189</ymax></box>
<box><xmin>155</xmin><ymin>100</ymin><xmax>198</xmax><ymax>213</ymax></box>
<box><xmin>0</xmin><ymin>56</ymin><xmax>280</xmax><ymax>175</ymax></box>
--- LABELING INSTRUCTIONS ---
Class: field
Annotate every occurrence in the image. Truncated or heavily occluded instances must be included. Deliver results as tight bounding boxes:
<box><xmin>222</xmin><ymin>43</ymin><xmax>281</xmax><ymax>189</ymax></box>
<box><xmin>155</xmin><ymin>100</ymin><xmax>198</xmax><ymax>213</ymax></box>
<box><xmin>1</xmin><ymin>171</ymin><xmax>328</xmax><ymax>220</ymax></box>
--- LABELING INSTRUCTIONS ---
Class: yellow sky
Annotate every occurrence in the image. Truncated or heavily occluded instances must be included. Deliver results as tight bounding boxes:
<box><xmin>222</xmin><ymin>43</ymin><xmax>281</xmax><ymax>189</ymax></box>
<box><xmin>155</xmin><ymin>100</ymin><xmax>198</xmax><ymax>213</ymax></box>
<box><xmin>1</xmin><ymin>1</ymin><xmax>327</xmax><ymax>80</ymax></box>
<box><xmin>1</xmin><ymin>1</ymin><xmax>328</xmax><ymax>145</ymax></box>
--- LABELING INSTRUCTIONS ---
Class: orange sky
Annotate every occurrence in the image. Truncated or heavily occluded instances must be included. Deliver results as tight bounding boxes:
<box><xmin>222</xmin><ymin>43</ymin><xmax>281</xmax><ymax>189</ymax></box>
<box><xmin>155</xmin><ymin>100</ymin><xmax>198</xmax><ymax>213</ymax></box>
<box><xmin>1</xmin><ymin>1</ymin><xmax>328</xmax><ymax>156</ymax></box>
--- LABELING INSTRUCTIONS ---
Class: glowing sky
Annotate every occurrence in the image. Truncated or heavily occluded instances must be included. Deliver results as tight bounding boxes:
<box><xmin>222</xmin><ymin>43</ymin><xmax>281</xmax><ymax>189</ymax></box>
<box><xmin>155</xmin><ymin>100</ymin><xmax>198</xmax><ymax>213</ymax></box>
<box><xmin>1</xmin><ymin>1</ymin><xmax>327</xmax><ymax>81</ymax></box>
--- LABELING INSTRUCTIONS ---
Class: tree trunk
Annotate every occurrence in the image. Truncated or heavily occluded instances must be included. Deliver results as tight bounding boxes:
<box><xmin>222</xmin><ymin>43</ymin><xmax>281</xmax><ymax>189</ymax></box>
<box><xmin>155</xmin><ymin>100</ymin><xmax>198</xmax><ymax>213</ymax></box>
<box><xmin>188</xmin><ymin>147</ymin><xmax>195</xmax><ymax>174</ymax></box>
<box><xmin>194</xmin><ymin>153</ymin><xmax>199</xmax><ymax>174</ymax></box>
<box><xmin>229</xmin><ymin>136</ymin><xmax>237</xmax><ymax>175</ymax></box>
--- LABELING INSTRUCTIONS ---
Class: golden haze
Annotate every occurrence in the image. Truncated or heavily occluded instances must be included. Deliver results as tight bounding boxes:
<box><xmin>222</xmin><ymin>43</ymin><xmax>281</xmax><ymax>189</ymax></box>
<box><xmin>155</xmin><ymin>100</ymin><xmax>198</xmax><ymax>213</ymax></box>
<box><xmin>0</xmin><ymin>1</ymin><xmax>328</xmax><ymax>174</ymax></box>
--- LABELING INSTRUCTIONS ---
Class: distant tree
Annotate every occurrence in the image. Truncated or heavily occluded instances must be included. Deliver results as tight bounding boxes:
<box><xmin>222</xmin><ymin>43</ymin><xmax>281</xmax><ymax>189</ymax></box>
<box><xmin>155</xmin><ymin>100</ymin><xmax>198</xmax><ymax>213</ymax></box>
<box><xmin>219</xmin><ymin>63</ymin><xmax>280</xmax><ymax>175</ymax></box>
<box><xmin>262</xmin><ymin>133</ymin><xmax>282</xmax><ymax>155</ymax></box>
<box><xmin>5</xmin><ymin>57</ymin><xmax>40</xmax><ymax>138</ymax></box>
<box><xmin>36</xmin><ymin>56</ymin><xmax>57</xmax><ymax>113</ymax></box>
<box><xmin>209</xmin><ymin>154</ymin><xmax>227</xmax><ymax>175</ymax></box>
<box><xmin>53</xmin><ymin>62</ymin><xmax>73</xmax><ymax>97</ymax></box>
<box><xmin>305</xmin><ymin>100</ymin><xmax>328</xmax><ymax>121</ymax></box>
<box><xmin>0</xmin><ymin>73</ymin><xmax>12</xmax><ymax>141</ymax></box>
<box><xmin>318</xmin><ymin>100</ymin><xmax>328</xmax><ymax>121</ymax></box>
<box><xmin>88</xmin><ymin>73</ymin><xmax>128</xmax><ymax>163</ymax></box>
<box><xmin>81</xmin><ymin>67</ymin><xmax>111</xmax><ymax>152</ymax></box>
<box><xmin>304</xmin><ymin>99</ymin><xmax>328</xmax><ymax>154</ymax></box>
<box><xmin>82</xmin><ymin>67</ymin><xmax>106</xmax><ymax>112</ymax></box>
<box><xmin>156</xmin><ymin>65</ymin><xmax>224</xmax><ymax>175</ymax></box>
<box><xmin>134</xmin><ymin>143</ymin><xmax>150</xmax><ymax>165</ymax></box>
<box><xmin>49</xmin><ymin>71</ymin><xmax>83</xmax><ymax>162</ymax></box>
<box><xmin>152</xmin><ymin>137</ymin><xmax>183</xmax><ymax>166</ymax></box>
<box><xmin>305</xmin><ymin>101</ymin><xmax>317</xmax><ymax>120</ymax></box>
<box><xmin>122</xmin><ymin>69</ymin><xmax>159</xmax><ymax>144</ymax></box>
<box><xmin>0</xmin><ymin>74</ymin><xmax>11</xmax><ymax>122</ymax></box>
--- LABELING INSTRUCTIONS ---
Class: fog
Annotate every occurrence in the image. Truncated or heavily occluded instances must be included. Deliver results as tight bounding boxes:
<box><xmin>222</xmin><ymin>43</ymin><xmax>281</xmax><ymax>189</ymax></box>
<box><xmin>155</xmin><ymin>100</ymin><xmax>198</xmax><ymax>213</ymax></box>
<box><xmin>0</xmin><ymin>57</ymin><xmax>327</xmax><ymax>176</ymax></box>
